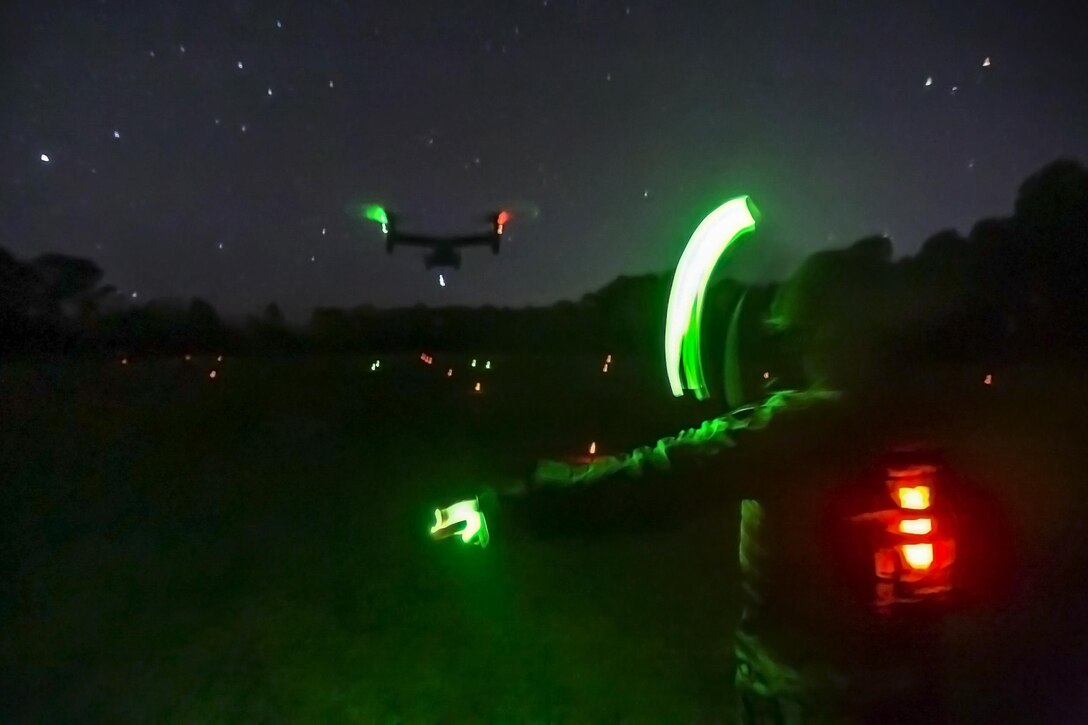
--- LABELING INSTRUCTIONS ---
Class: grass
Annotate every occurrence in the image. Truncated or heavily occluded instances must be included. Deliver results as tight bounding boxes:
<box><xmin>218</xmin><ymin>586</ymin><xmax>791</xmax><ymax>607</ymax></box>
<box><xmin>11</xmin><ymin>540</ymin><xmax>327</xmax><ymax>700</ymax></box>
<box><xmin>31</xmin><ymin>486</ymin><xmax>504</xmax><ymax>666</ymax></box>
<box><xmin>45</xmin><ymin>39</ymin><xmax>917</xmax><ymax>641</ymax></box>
<box><xmin>2</xmin><ymin>352</ymin><xmax>1087</xmax><ymax>722</ymax></box>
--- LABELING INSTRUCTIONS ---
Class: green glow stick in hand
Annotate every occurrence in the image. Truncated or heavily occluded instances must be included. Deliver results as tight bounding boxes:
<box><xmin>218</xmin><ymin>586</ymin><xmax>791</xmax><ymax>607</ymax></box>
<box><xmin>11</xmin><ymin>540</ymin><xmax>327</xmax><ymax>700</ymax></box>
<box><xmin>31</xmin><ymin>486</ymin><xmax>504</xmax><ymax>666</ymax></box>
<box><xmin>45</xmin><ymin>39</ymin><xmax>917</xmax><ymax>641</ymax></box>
<box><xmin>430</xmin><ymin>498</ymin><xmax>490</xmax><ymax>548</ymax></box>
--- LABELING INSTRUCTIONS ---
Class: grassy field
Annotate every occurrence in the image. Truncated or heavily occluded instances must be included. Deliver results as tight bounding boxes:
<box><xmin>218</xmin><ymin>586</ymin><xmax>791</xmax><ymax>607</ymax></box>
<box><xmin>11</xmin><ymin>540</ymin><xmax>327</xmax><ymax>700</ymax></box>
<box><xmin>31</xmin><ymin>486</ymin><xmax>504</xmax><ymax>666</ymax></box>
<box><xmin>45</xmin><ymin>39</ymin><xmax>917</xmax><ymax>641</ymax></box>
<box><xmin>3</xmin><ymin>352</ymin><xmax>1088</xmax><ymax>722</ymax></box>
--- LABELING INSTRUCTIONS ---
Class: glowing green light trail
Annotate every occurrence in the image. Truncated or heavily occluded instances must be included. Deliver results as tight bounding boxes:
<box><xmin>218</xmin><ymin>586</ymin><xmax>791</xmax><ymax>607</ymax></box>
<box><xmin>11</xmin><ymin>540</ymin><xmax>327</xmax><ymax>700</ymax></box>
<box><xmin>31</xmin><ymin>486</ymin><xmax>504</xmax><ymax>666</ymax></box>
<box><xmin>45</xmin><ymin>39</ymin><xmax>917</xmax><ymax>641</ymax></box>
<box><xmin>664</xmin><ymin>196</ymin><xmax>758</xmax><ymax>399</ymax></box>
<box><xmin>430</xmin><ymin>498</ymin><xmax>490</xmax><ymax>548</ymax></box>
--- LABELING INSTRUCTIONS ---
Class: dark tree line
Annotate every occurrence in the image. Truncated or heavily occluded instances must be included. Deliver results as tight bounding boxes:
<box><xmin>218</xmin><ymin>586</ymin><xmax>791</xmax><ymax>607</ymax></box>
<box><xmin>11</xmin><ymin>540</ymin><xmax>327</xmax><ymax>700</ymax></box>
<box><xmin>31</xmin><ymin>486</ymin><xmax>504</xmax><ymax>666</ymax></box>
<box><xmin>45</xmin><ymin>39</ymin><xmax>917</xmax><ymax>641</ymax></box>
<box><xmin>3</xmin><ymin>159</ymin><xmax>1086</xmax><ymax>382</ymax></box>
<box><xmin>767</xmin><ymin>158</ymin><xmax>1088</xmax><ymax>386</ymax></box>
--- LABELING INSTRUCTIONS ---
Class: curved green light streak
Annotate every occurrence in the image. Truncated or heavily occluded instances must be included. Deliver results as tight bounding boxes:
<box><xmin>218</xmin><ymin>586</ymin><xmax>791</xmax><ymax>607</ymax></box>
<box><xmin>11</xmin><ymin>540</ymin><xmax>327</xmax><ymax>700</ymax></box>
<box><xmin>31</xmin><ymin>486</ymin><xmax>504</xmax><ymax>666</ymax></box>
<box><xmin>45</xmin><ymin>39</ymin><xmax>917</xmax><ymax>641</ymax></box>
<box><xmin>724</xmin><ymin>290</ymin><xmax>748</xmax><ymax>408</ymax></box>
<box><xmin>665</xmin><ymin>196</ymin><xmax>758</xmax><ymax>399</ymax></box>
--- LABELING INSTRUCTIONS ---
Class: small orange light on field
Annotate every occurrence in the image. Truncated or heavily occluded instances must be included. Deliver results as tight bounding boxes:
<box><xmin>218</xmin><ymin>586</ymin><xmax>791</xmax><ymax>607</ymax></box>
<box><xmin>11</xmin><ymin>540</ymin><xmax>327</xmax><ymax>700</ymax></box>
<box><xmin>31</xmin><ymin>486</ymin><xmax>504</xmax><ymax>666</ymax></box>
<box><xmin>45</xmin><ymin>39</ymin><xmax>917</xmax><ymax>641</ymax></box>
<box><xmin>896</xmin><ymin>485</ymin><xmax>931</xmax><ymax>510</ymax></box>
<box><xmin>447</xmin><ymin>368</ymin><xmax>453</xmax><ymax>377</ymax></box>
<box><xmin>121</xmin><ymin>357</ymin><xmax>128</xmax><ymax>365</ymax></box>
<box><xmin>184</xmin><ymin>354</ymin><xmax>192</xmax><ymax>361</ymax></box>
<box><xmin>899</xmin><ymin>543</ymin><xmax>934</xmax><ymax>570</ymax></box>
<box><xmin>762</xmin><ymin>371</ymin><xmax>770</xmax><ymax>379</ymax></box>
<box><xmin>602</xmin><ymin>363</ymin><xmax>609</xmax><ymax>372</ymax></box>
<box><xmin>589</xmin><ymin>441</ymin><xmax>596</xmax><ymax>455</ymax></box>
<box><xmin>474</xmin><ymin>382</ymin><xmax>481</xmax><ymax>392</ymax></box>
<box><xmin>209</xmin><ymin>370</ymin><xmax>218</xmax><ymax>379</ymax></box>
<box><xmin>217</xmin><ymin>355</ymin><xmax>224</xmax><ymax>362</ymax></box>
<box><xmin>984</xmin><ymin>373</ymin><xmax>992</xmax><ymax>385</ymax></box>
<box><xmin>605</xmin><ymin>354</ymin><xmax>612</xmax><ymax>363</ymax></box>
<box><xmin>898</xmin><ymin>517</ymin><xmax>933</xmax><ymax>535</ymax></box>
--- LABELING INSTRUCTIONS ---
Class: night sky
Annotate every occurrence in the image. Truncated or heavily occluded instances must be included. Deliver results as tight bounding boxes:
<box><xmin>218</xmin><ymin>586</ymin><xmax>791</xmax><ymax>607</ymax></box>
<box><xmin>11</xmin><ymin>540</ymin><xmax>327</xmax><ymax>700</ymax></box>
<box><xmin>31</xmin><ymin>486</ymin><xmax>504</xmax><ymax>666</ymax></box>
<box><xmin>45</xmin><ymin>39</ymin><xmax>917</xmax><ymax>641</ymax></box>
<box><xmin>3</xmin><ymin>1</ymin><xmax>1086</xmax><ymax>318</ymax></box>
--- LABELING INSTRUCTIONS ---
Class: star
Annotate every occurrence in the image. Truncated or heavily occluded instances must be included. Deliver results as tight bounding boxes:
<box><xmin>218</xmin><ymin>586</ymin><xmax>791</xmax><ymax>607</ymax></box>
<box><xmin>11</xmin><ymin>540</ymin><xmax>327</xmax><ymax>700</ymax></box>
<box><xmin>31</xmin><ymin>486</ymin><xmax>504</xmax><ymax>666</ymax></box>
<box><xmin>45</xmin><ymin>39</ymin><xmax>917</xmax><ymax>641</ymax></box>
<box><xmin>605</xmin><ymin>72</ymin><xmax>612</xmax><ymax>81</ymax></box>
<box><xmin>240</xmin><ymin>123</ymin><xmax>247</xmax><ymax>133</ymax></box>
<box><xmin>40</xmin><ymin>153</ymin><xmax>50</xmax><ymax>162</ymax></box>
<box><xmin>148</xmin><ymin>50</ymin><xmax>155</xmax><ymax>58</ymax></box>
<box><xmin>214</xmin><ymin>118</ymin><xmax>221</xmax><ymax>125</ymax></box>
<box><xmin>983</xmin><ymin>57</ymin><xmax>991</xmax><ymax>67</ymax></box>
<box><xmin>310</xmin><ymin>255</ymin><xmax>316</xmax><ymax>262</ymax></box>
<box><xmin>113</xmin><ymin>129</ymin><xmax>121</xmax><ymax>139</ymax></box>
<box><xmin>321</xmin><ymin>227</ymin><xmax>326</xmax><ymax>235</ymax></box>
<box><xmin>179</xmin><ymin>44</ymin><xmax>185</xmax><ymax>54</ymax></box>
<box><xmin>131</xmin><ymin>291</ymin><xmax>138</xmax><ymax>299</ymax></box>
<box><xmin>950</xmin><ymin>85</ymin><xmax>958</xmax><ymax>95</ymax></box>
<box><xmin>276</xmin><ymin>19</ymin><xmax>283</xmax><ymax>29</ymax></box>
<box><xmin>328</xmin><ymin>80</ymin><xmax>334</xmax><ymax>88</ymax></box>
<box><xmin>218</xmin><ymin>242</ymin><xmax>224</xmax><ymax>250</ymax></box>
<box><xmin>267</xmin><ymin>87</ymin><xmax>273</xmax><ymax>96</ymax></box>
<box><xmin>924</xmin><ymin>76</ymin><xmax>933</xmax><ymax>87</ymax></box>
<box><xmin>643</xmin><ymin>189</ymin><xmax>649</xmax><ymax>198</ymax></box>
<box><xmin>237</xmin><ymin>61</ymin><xmax>244</xmax><ymax>70</ymax></box>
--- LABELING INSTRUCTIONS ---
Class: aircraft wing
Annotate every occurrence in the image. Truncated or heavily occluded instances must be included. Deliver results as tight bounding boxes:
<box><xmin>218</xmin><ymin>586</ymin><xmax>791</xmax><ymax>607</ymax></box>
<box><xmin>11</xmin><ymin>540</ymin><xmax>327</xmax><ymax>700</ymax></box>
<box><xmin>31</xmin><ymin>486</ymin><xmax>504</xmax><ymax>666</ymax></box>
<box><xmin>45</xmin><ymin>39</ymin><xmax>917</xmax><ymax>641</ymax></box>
<box><xmin>389</xmin><ymin>233</ymin><xmax>444</xmax><ymax>248</ymax></box>
<box><xmin>446</xmin><ymin>233</ymin><xmax>498</xmax><ymax>248</ymax></box>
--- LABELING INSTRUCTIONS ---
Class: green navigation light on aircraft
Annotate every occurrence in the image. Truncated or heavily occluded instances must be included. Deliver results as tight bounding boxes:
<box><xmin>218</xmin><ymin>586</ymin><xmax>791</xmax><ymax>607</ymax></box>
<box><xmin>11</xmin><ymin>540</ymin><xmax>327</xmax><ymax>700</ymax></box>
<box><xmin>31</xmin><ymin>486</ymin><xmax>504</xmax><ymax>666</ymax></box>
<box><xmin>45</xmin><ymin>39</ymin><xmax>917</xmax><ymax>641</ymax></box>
<box><xmin>364</xmin><ymin>205</ymin><xmax>389</xmax><ymax>226</ymax></box>
<box><xmin>430</xmin><ymin>498</ymin><xmax>490</xmax><ymax>548</ymax></box>
<box><xmin>664</xmin><ymin>196</ymin><xmax>759</xmax><ymax>399</ymax></box>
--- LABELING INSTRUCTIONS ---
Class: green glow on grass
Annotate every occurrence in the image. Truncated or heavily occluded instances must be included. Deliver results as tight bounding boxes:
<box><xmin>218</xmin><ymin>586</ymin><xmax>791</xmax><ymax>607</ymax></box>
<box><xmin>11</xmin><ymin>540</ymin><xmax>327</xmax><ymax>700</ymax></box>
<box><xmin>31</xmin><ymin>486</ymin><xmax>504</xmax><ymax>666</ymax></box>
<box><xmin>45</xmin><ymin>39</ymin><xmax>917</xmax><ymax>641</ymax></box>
<box><xmin>664</xmin><ymin>196</ymin><xmax>758</xmax><ymax>399</ymax></box>
<box><xmin>430</xmin><ymin>498</ymin><xmax>490</xmax><ymax>548</ymax></box>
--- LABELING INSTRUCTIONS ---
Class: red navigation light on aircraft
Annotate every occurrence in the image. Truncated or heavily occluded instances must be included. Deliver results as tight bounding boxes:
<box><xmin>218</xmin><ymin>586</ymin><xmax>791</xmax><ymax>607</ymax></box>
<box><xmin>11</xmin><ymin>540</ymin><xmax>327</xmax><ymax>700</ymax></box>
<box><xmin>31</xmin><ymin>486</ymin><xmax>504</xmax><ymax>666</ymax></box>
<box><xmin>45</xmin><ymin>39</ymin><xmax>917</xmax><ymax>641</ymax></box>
<box><xmin>496</xmin><ymin>210</ymin><xmax>511</xmax><ymax>234</ymax></box>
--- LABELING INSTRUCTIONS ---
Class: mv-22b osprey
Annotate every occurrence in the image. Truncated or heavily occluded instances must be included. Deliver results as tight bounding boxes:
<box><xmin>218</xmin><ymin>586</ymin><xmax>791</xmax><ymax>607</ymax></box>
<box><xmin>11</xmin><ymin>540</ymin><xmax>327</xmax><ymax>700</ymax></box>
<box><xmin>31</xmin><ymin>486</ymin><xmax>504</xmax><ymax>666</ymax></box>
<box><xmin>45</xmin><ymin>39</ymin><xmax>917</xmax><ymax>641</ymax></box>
<box><xmin>362</xmin><ymin>205</ymin><xmax>512</xmax><ymax>270</ymax></box>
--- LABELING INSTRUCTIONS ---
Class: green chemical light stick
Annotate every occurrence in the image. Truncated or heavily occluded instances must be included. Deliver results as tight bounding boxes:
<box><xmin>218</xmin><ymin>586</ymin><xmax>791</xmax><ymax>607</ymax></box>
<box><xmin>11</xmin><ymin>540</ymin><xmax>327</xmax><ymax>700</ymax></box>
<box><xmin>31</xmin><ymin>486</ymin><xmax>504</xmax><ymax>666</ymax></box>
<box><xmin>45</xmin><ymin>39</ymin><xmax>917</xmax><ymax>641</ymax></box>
<box><xmin>664</xmin><ymin>196</ymin><xmax>759</xmax><ymax>399</ymax></box>
<box><xmin>430</xmin><ymin>498</ymin><xmax>490</xmax><ymax>548</ymax></box>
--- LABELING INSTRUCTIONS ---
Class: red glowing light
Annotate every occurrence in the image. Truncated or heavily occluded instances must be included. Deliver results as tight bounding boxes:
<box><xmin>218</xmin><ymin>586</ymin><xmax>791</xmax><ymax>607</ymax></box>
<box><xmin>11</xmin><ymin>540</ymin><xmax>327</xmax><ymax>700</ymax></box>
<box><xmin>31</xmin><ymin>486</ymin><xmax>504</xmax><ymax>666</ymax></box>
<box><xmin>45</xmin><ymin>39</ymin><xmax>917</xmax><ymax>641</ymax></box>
<box><xmin>984</xmin><ymin>373</ymin><xmax>993</xmax><ymax>385</ymax></box>
<box><xmin>898</xmin><ymin>517</ymin><xmax>933</xmax><ymax>535</ymax></box>
<box><xmin>497</xmin><ymin>210</ymin><xmax>511</xmax><ymax>226</ymax></box>
<box><xmin>899</xmin><ymin>543</ymin><xmax>934</xmax><ymax>570</ymax></box>
<box><xmin>895</xmin><ymin>486</ymin><xmax>931</xmax><ymax>510</ymax></box>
